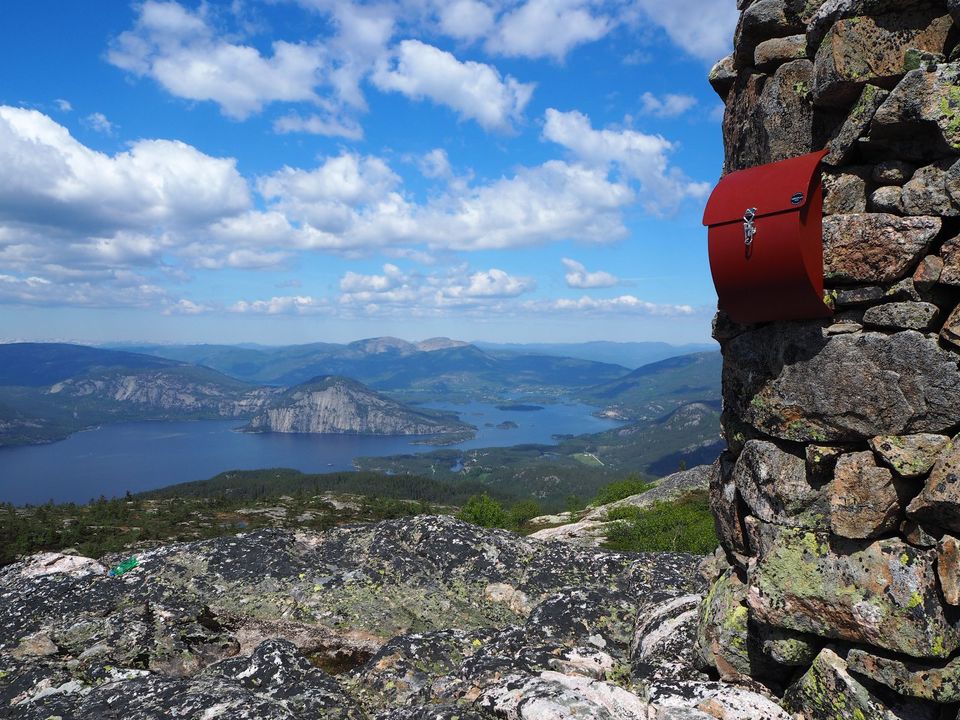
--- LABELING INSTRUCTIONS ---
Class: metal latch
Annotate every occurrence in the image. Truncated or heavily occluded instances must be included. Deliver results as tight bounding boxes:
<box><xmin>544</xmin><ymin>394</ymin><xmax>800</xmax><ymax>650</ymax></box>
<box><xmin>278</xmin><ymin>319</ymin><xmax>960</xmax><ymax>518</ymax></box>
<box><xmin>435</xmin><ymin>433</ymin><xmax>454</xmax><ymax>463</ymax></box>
<box><xmin>743</xmin><ymin>208</ymin><xmax>757</xmax><ymax>246</ymax></box>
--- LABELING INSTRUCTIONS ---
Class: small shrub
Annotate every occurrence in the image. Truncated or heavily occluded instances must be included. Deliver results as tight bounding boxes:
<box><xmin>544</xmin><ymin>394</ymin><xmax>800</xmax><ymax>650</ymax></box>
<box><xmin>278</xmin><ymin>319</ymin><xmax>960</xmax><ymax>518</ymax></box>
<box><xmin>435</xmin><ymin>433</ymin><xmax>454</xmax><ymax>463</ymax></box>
<box><xmin>604</xmin><ymin>505</ymin><xmax>643</xmax><ymax>522</ymax></box>
<box><xmin>591</xmin><ymin>475</ymin><xmax>654</xmax><ymax>506</ymax></box>
<box><xmin>457</xmin><ymin>494</ymin><xmax>509</xmax><ymax>528</ymax></box>
<box><xmin>508</xmin><ymin>499</ymin><xmax>542</xmax><ymax>528</ymax></box>
<box><xmin>603</xmin><ymin>490</ymin><xmax>717</xmax><ymax>554</ymax></box>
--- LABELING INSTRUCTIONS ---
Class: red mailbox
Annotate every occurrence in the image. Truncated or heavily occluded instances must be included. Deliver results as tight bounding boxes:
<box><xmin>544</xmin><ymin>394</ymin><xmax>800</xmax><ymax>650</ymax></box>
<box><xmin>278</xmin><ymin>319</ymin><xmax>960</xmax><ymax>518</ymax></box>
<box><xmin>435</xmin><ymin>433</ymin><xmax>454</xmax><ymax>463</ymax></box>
<box><xmin>702</xmin><ymin>149</ymin><xmax>832</xmax><ymax>324</ymax></box>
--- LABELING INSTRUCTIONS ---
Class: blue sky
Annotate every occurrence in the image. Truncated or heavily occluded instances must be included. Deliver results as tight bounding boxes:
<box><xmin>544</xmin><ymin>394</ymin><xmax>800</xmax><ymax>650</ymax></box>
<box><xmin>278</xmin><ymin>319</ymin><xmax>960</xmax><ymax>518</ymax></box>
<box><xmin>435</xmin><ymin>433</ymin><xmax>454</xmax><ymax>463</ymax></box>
<box><xmin>0</xmin><ymin>0</ymin><xmax>737</xmax><ymax>345</ymax></box>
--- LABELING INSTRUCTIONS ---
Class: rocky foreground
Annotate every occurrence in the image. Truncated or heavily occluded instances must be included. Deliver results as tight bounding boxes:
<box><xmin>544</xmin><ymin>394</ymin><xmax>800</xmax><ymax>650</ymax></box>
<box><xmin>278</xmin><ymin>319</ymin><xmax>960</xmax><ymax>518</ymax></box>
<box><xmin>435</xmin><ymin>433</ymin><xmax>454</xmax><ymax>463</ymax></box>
<box><xmin>0</xmin><ymin>514</ymin><xmax>795</xmax><ymax>719</ymax></box>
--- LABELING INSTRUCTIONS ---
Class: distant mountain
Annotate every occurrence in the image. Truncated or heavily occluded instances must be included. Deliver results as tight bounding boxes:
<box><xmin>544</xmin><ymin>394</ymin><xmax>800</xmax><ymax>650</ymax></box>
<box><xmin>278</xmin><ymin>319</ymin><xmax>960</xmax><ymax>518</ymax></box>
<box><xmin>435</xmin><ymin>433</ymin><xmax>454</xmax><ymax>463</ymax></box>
<box><xmin>0</xmin><ymin>344</ymin><xmax>279</xmax><ymax>447</ymax></box>
<box><xmin>244</xmin><ymin>376</ymin><xmax>473</xmax><ymax>438</ymax></box>
<box><xmin>474</xmin><ymin>340</ymin><xmax>718</xmax><ymax>369</ymax></box>
<box><xmin>0</xmin><ymin>343</ymin><xmax>178</xmax><ymax>387</ymax></box>
<box><xmin>580</xmin><ymin>351</ymin><xmax>722</xmax><ymax>422</ymax></box>
<box><xmin>112</xmin><ymin>338</ymin><xmax>632</xmax><ymax>396</ymax></box>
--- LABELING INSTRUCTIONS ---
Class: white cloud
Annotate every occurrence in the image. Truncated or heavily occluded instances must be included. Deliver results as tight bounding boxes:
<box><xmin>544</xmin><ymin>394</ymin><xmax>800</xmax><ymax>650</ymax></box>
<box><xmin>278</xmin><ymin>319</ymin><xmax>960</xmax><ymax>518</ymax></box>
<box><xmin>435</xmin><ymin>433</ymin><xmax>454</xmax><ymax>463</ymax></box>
<box><xmin>542</xmin><ymin>108</ymin><xmax>709</xmax><ymax>215</ymax></box>
<box><xmin>55</xmin><ymin>98</ymin><xmax>73</xmax><ymax>112</ymax></box>
<box><xmin>486</xmin><ymin>0</ymin><xmax>611</xmax><ymax>60</ymax></box>
<box><xmin>164</xmin><ymin>298</ymin><xmax>212</xmax><ymax>315</ymax></box>
<box><xmin>108</xmin><ymin>0</ymin><xmax>325</xmax><ymax>119</ymax></box>
<box><xmin>336</xmin><ymin>264</ymin><xmax>534</xmax><ymax>312</ymax></box>
<box><xmin>273</xmin><ymin>112</ymin><xmax>363</xmax><ymax>139</ymax></box>
<box><xmin>83</xmin><ymin>112</ymin><xmax>115</xmax><ymax>134</ymax></box>
<box><xmin>0</xmin><ymin>105</ymin><xmax>249</xmax><ymax>238</ymax></box>
<box><xmin>525</xmin><ymin>294</ymin><xmax>696</xmax><ymax>316</ymax></box>
<box><xmin>438</xmin><ymin>0</ymin><xmax>496</xmax><ymax>40</ymax></box>
<box><xmin>639</xmin><ymin>92</ymin><xmax>697</xmax><ymax>118</ymax></box>
<box><xmin>627</xmin><ymin>0</ymin><xmax>738</xmax><ymax>62</ymax></box>
<box><xmin>372</xmin><ymin>40</ymin><xmax>533</xmax><ymax>131</ymax></box>
<box><xmin>561</xmin><ymin>258</ymin><xmax>618</xmax><ymax>288</ymax></box>
<box><xmin>230</xmin><ymin>295</ymin><xmax>327</xmax><ymax>314</ymax></box>
<box><xmin>419</xmin><ymin>148</ymin><xmax>453</xmax><ymax>180</ymax></box>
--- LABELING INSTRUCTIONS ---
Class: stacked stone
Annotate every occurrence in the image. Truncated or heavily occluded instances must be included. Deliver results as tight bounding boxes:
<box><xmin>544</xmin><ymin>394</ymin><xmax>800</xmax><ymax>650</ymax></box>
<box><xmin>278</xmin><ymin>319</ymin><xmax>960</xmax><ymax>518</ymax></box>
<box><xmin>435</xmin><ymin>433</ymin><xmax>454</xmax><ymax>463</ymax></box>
<box><xmin>700</xmin><ymin>0</ymin><xmax>960</xmax><ymax>717</ymax></box>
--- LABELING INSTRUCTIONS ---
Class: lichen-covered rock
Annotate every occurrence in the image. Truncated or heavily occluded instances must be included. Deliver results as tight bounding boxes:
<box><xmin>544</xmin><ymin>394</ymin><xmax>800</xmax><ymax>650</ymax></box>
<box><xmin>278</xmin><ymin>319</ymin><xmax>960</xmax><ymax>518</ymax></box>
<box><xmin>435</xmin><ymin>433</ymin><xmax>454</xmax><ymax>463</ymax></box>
<box><xmin>732</xmin><ymin>440</ymin><xmax>829</xmax><ymax>529</ymax></box>
<box><xmin>902</xmin><ymin>160</ymin><xmax>960</xmax><ymax>216</ymax></box>
<box><xmin>747</xmin><ymin>523</ymin><xmax>959</xmax><ymax>658</ymax></box>
<box><xmin>722</xmin><ymin>60</ymin><xmax>819</xmax><ymax>173</ymax></box>
<box><xmin>822</xmin><ymin>213</ymin><xmax>941</xmax><ymax>283</ymax></box>
<box><xmin>868</xmin><ymin>432</ymin><xmax>949</xmax><ymax>477</ymax></box>
<box><xmin>829</xmin><ymin>451</ymin><xmax>900</xmax><ymax>538</ymax></box>
<box><xmin>938</xmin><ymin>535</ymin><xmax>960</xmax><ymax>605</ymax></box>
<box><xmin>813</xmin><ymin>8</ymin><xmax>952</xmax><ymax>108</ymax></box>
<box><xmin>757</xmin><ymin>625</ymin><xmax>821</xmax><ymax>667</ymax></box>
<box><xmin>871</xmin><ymin>63</ymin><xmax>960</xmax><ymax>158</ymax></box>
<box><xmin>724</xmin><ymin>325</ymin><xmax>960</xmax><ymax>442</ymax></box>
<box><xmin>847</xmin><ymin>647</ymin><xmax>960</xmax><ymax>703</ymax></box>
<box><xmin>478</xmin><ymin>670</ymin><xmax>650</xmax><ymax>719</ymax></box>
<box><xmin>824</xmin><ymin>84</ymin><xmax>889</xmax><ymax>166</ymax></box>
<box><xmin>695</xmin><ymin>569</ymin><xmax>760</xmax><ymax>681</ymax></box>
<box><xmin>861</xmin><ymin>301</ymin><xmax>939</xmax><ymax>330</ymax></box>
<box><xmin>0</xmin><ymin>517</ymin><xmax>709</xmax><ymax>718</ymax></box>
<box><xmin>785</xmin><ymin>647</ymin><xmax>937</xmax><ymax>719</ymax></box>
<box><xmin>868</xmin><ymin>185</ymin><xmax>903</xmax><ymax>212</ymax></box>
<box><xmin>907</xmin><ymin>439</ymin><xmax>960</xmax><ymax>533</ymax></box>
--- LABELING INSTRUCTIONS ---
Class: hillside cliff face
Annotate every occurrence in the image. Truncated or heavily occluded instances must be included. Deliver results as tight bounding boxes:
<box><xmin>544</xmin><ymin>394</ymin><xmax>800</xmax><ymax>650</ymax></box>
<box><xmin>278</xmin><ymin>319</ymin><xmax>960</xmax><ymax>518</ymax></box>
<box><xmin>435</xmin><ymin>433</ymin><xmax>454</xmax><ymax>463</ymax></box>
<box><xmin>48</xmin><ymin>369</ymin><xmax>279</xmax><ymax>417</ymax></box>
<box><xmin>245</xmin><ymin>376</ymin><xmax>472</xmax><ymax>436</ymax></box>
<box><xmin>701</xmin><ymin>1</ymin><xmax>960</xmax><ymax>717</ymax></box>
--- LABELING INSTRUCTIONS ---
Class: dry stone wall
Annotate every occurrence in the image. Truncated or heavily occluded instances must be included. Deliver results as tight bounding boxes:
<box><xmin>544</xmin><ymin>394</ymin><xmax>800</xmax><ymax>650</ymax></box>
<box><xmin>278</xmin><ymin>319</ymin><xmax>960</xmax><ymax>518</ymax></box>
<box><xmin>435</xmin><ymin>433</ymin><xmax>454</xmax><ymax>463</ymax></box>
<box><xmin>701</xmin><ymin>0</ymin><xmax>960</xmax><ymax>716</ymax></box>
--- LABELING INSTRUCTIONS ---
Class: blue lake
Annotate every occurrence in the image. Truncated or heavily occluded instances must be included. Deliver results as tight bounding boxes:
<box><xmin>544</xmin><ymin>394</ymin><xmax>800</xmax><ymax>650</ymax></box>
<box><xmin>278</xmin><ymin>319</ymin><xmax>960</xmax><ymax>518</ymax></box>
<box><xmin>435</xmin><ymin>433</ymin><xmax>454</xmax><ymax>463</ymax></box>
<box><xmin>0</xmin><ymin>402</ymin><xmax>621</xmax><ymax>505</ymax></box>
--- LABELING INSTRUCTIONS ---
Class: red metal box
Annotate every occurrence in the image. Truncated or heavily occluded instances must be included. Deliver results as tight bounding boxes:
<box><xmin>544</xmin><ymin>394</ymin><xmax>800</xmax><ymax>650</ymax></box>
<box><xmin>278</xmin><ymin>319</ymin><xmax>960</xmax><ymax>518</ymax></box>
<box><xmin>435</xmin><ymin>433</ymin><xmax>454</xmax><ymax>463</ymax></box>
<box><xmin>702</xmin><ymin>149</ymin><xmax>832</xmax><ymax>324</ymax></box>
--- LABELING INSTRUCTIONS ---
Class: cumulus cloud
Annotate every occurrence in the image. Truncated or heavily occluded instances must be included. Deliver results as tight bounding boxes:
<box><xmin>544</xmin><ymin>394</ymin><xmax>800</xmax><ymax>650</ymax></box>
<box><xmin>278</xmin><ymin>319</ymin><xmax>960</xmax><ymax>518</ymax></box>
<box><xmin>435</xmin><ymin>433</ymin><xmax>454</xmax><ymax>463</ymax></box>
<box><xmin>542</xmin><ymin>108</ymin><xmax>709</xmax><ymax>214</ymax></box>
<box><xmin>639</xmin><ymin>92</ymin><xmax>697</xmax><ymax>118</ymax></box>
<box><xmin>438</xmin><ymin>0</ymin><xmax>496</xmax><ymax>40</ymax></box>
<box><xmin>230</xmin><ymin>295</ymin><xmax>327</xmax><ymax>314</ymax></box>
<box><xmin>336</xmin><ymin>264</ymin><xmax>535</xmax><ymax>313</ymax></box>
<box><xmin>108</xmin><ymin>0</ymin><xmax>325</xmax><ymax>119</ymax></box>
<box><xmin>55</xmin><ymin>98</ymin><xmax>73</xmax><ymax>112</ymax></box>
<box><xmin>372</xmin><ymin>40</ymin><xmax>533</xmax><ymax>131</ymax></box>
<box><xmin>419</xmin><ymin>148</ymin><xmax>453</xmax><ymax>180</ymax></box>
<box><xmin>627</xmin><ymin>0</ymin><xmax>738</xmax><ymax>62</ymax></box>
<box><xmin>561</xmin><ymin>258</ymin><xmax>618</xmax><ymax>288</ymax></box>
<box><xmin>486</xmin><ymin>0</ymin><xmax>611</xmax><ymax>60</ymax></box>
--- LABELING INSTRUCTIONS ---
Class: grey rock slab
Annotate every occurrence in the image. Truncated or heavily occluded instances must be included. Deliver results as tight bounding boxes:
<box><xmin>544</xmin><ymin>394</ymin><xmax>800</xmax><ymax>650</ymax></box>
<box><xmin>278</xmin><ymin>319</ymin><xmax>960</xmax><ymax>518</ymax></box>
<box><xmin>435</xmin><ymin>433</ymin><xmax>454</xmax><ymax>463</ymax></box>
<box><xmin>868</xmin><ymin>432</ymin><xmax>949</xmax><ymax>478</ymax></box>
<box><xmin>829</xmin><ymin>450</ymin><xmax>900</xmax><ymax>539</ymax></box>
<box><xmin>733</xmin><ymin>0</ymin><xmax>806</xmax><ymax>68</ymax></box>
<box><xmin>847</xmin><ymin>647</ymin><xmax>960</xmax><ymax>703</ymax></box>
<box><xmin>747</xmin><ymin>523</ymin><xmax>959</xmax><ymax>658</ymax></box>
<box><xmin>709</xmin><ymin>453</ymin><xmax>750</xmax><ymax>561</ymax></box>
<box><xmin>723</xmin><ymin>325</ymin><xmax>960</xmax><ymax>442</ymax></box>
<box><xmin>822</xmin><ymin>213</ymin><xmax>940</xmax><ymax>284</ymax></box>
<box><xmin>902</xmin><ymin>160</ymin><xmax>960</xmax><ymax>216</ymax></box>
<box><xmin>823</xmin><ymin>84</ymin><xmax>889</xmax><ymax>166</ymax></box>
<box><xmin>754</xmin><ymin>34</ymin><xmax>808</xmax><ymax>71</ymax></box>
<box><xmin>862</xmin><ymin>301</ymin><xmax>940</xmax><ymax>330</ymax></box>
<box><xmin>939</xmin><ymin>235</ymin><xmax>960</xmax><ymax>287</ymax></box>
<box><xmin>942</xmin><ymin>303</ymin><xmax>960</xmax><ymax>348</ymax></box>
<box><xmin>822</xmin><ymin>166</ymin><xmax>869</xmax><ymax>213</ymax></box>
<box><xmin>907</xmin><ymin>439</ymin><xmax>960</xmax><ymax>534</ymax></box>
<box><xmin>869</xmin><ymin>185</ymin><xmax>904</xmax><ymax>213</ymax></box>
<box><xmin>631</xmin><ymin>594</ymin><xmax>705</xmax><ymax>685</ymax></box>
<box><xmin>695</xmin><ymin>569</ymin><xmax>762</xmax><ymax>681</ymax></box>
<box><xmin>912</xmin><ymin>254</ymin><xmax>943</xmax><ymax>291</ymax></box>
<box><xmin>708</xmin><ymin>55</ymin><xmax>736</xmax><ymax>100</ymax></box>
<box><xmin>832</xmin><ymin>284</ymin><xmax>886</xmax><ymax>306</ymax></box>
<box><xmin>732</xmin><ymin>440</ymin><xmax>829</xmax><ymax>529</ymax></box>
<box><xmin>871</xmin><ymin>63</ymin><xmax>960</xmax><ymax>160</ymax></box>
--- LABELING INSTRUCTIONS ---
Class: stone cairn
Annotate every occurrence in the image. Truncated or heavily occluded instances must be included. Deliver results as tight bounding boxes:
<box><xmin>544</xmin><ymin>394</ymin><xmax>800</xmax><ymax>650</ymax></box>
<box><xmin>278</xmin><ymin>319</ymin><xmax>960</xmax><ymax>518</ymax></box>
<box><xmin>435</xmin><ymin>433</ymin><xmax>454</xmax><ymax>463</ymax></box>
<box><xmin>697</xmin><ymin>0</ymin><xmax>960</xmax><ymax>716</ymax></box>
